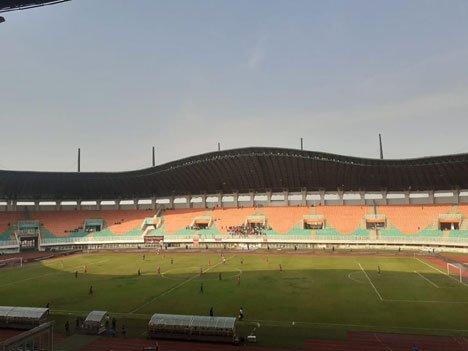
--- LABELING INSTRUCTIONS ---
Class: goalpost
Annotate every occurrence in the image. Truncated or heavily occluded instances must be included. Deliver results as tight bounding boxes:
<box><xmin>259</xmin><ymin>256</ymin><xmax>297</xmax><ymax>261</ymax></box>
<box><xmin>0</xmin><ymin>257</ymin><xmax>23</xmax><ymax>269</ymax></box>
<box><xmin>447</xmin><ymin>262</ymin><xmax>465</xmax><ymax>284</ymax></box>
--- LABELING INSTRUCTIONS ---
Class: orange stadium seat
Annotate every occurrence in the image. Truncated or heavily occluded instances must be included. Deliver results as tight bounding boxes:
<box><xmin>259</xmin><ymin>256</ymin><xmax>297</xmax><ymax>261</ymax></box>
<box><xmin>260</xmin><ymin>207</ymin><xmax>311</xmax><ymax>233</ymax></box>
<box><xmin>378</xmin><ymin>205</ymin><xmax>451</xmax><ymax>234</ymax></box>
<box><xmin>32</xmin><ymin>211</ymin><xmax>95</xmax><ymax>237</ymax></box>
<box><xmin>316</xmin><ymin>206</ymin><xmax>369</xmax><ymax>234</ymax></box>
<box><xmin>161</xmin><ymin>209</ymin><xmax>209</xmax><ymax>234</ymax></box>
<box><xmin>98</xmin><ymin>210</ymin><xmax>152</xmax><ymax>234</ymax></box>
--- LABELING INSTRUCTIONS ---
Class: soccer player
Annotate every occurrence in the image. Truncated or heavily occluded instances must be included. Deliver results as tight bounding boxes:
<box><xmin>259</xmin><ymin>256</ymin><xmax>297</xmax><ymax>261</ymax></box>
<box><xmin>378</xmin><ymin>265</ymin><xmax>381</xmax><ymax>274</ymax></box>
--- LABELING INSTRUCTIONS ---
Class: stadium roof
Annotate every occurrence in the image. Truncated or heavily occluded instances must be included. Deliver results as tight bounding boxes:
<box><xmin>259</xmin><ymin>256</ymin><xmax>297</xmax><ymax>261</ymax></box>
<box><xmin>1</xmin><ymin>147</ymin><xmax>468</xmax><ymax>200</ymax></box>
<box><xmin>0</xmin><ymin>0</ymin><xmax>69</xmax><ymax>13</ymax></box>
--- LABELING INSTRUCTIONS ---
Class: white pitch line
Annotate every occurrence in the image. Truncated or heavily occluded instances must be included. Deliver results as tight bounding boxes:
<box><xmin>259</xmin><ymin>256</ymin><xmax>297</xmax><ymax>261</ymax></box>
<box><xmin>414</xmin><ymin>257</ymin><xmax>468</xmax><ymax>287</ymax></box>
<box><xmin>0</xmin><ymin>259</ymin><xmax>109</xmax><ymax>288</ymax></box>
<box><xmin>251</xmin><ymin>318</ymin><xmax>468</xmax><ymax>333</ymax></box>
<box><xmin>384</xmin><ymin>299</ymin><xmax>468</xmax><ymax>304</ymax></box>
<box><xmin>414</xmin><ymin>270</ymin><xmax>439</xmax><ymax>288</ymax></box>
<box><xmin>130</xmin><ymin>256</ymin><xmax>234</xmax><ymax>313</ymax></box>
<box><xmin>374</xmin><ymin>333</ymin><xmax>393</xmax><ymax>351</ymax></box>
<box><xmin>358</xmin><ymin>263</ymin><xmax>383</xmax><ymax>301</ymax></box>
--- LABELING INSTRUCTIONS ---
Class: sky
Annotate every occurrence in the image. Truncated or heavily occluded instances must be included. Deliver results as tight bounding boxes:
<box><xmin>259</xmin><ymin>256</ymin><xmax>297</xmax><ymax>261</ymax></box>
<box><xmin>1</xmin><ymin>0</ymin><xmax>468</xmax><ymax>172</ymax></box>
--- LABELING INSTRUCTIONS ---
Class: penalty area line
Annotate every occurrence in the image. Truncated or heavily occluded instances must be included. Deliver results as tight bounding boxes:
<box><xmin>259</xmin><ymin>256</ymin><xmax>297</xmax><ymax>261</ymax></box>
<box><xmin>129</xmin><ymin>256</ymin><xmax>234</xmax><ymax>314</ymax></box>
<box><xmin>414</xmin><ymin>257</ymin><xmax>468</xmax><ymax>287</ymax></box>
<box><xmin>358</xmin><ymin>263</ymin><xmax>383</xmax><ymax>301</ymax></box>
<box><xmin>414</xmin><ymin>271</ymin><xmax>439</xmax><ymax>288</ymax></box>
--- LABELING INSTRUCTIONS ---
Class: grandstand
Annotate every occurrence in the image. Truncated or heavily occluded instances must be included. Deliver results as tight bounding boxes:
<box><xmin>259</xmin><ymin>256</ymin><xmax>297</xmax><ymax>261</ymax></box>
<box><xmin>1</xmin><ymin>147</ymin><xmax>468</xmax><ymax>252</ymax></box>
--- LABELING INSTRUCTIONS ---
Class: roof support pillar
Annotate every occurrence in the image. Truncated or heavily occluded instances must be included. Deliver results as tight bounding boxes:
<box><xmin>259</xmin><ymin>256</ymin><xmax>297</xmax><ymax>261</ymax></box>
<box><xmin>249</xmin><ymin>192</ymin><xmax>255</xmax><ymax>207</ymax></box>
<box><xmin>233</xmin><ymin>192</ymin><xmax>239</xmax><ymax>208</ymax></box>
<box><xmin>428</xmin><ymin>191</ymin><xmax>434</xmax><ymax>204</ymax></box>
<box><xmin>7</xmin><ymin>200</ymin><xmax>16</xmax><ymax>211</ymax></box>
<box><xmin>405</xmin><ymin>191</ymin><xmax>411</xmax><ymax>204</ymax></box>
<box><xmin>200</xmin><ymin>194</ymin><xmax>206</xmax><ymax>208</ymax></box>
<box><xmin>266</xmin><ymin>191</ymin><xmax>272</xmax><ymax>206</ymax></box>
<box><xmin>283</xmin><ymin>190</ymin><xmax>289</xmax><ymax>206</ymax></box>
<box><xmin>34</xmin><ymin>201</ymin><xmax>39</xmax><ymax>211</ymax></box>
<box><xmin>56</xmin><ymin>201</ymin><xmax>62</xmax><ymax>211</ymax></box>
<box><xmin>133</xmin><ymin>199</ymin><xmax>138</xmax><ymax>210</ymax></box>
<box><xmin>96</xmin><ymin>201</ymin><xmax>101</xmax><ymax>211</ymax></box>
<box><xmin>301</xmin><ymin>189</ymin><xmax>307</xmax><ymax>206</ymax></box>
<box><xmin>359</xmin><ymin>191</ymin><xmax>366</xmax><ymax>205</ymax></box>
<box><xmin>453</xmin><ymin>189</ymin><xmax>460</xmax><ymax>205</ymax></box>
<box><xmin>217</xmin><ymin>193</ymin><xmax>222</xmax><ymax>208</ymax></box>
<box><xmin>319</xmin><ymin>190</ymin><xmax>325</xmax><ymax>206</ymax></box>
<box><xmin>337</xmin><ymin>190</ymin><xmax>344</xmax><ymax>205</ymax></box>
<box><xmin>169</xmin><ymin>196</ymin><xmax>174</xmax><ymax>209</ymax></box>
<box><xmin>381</xmin><ymin>190</ymin><xmax>388</xmax><ymax>205</ymax></box>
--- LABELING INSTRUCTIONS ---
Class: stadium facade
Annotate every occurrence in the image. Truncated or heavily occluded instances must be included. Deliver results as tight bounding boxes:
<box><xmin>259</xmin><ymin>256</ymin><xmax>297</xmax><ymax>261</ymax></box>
<box><xmin>1</xmin><ymin>147</ymin><xmax>468</xmax><ymax>253</ymax></box>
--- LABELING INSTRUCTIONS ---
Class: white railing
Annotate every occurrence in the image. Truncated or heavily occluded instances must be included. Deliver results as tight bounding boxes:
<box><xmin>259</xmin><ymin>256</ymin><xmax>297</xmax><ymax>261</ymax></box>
<box><xmin>0</xmin><ymin>240</ymin><xmax>19</xmax><ymax>248</ymax></box>
<box><xmin>30</xmin><ymin>233</ymin><xmax>468</xmax><ymax>248</ymax></box>
<box><xmin>41</xmin><ymin>236</ymin><xmax>143</xmax><ymax>246</ymax></box>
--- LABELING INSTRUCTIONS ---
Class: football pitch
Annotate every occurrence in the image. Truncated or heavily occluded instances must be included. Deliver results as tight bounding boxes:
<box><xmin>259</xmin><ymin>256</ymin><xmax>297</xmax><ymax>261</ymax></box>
<box><xmin>1</xmin><ymin>251</ymin><xmax>468</xmax><ymax>349</ymax></box>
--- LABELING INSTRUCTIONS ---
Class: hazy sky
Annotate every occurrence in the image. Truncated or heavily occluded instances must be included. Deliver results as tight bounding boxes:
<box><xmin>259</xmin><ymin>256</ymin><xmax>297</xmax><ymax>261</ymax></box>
<box><xmin>1</xmin><ymin>0</ymin><xmax>468</xmax><ymax>172</ymax></box>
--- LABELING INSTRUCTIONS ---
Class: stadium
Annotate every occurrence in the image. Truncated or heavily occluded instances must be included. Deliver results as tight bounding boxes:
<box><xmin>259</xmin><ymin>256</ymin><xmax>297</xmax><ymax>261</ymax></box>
<box><xmin>2</xmin><ymin>146</ymin><xmax>468</xmax><ymax>350</ymax></box>
<box><xmin>3</xmin><ymin>1</ymin><xmax>468</xmax><ymax>351</ymax></box>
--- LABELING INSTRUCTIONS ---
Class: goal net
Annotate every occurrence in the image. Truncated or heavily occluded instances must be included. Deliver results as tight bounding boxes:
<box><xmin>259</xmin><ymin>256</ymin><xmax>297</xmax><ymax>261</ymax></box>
<box><xmin>446</xmin><ymin>262</ymin><xmax>468</xmax><ymax>284</ymax></box>
<box><xmin>0</xmin><ymin>257</ymin><xmax>23</xmax><ymax>269</ymax></box>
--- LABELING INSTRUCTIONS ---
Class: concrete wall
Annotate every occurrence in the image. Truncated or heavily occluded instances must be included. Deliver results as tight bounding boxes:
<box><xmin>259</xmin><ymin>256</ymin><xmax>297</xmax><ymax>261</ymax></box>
<box><xmin>1</xmin><ymin>189</ymin><xmax>468</xmax><ymax>212</ymax></box>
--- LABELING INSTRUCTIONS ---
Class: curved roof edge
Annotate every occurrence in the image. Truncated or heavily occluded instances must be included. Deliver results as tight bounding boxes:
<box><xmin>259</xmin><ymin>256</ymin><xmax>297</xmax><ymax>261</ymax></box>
<box><xmin>1</xmin><ymin>147</ymin><xmax>468</xmax><ymax>200</ymax></box>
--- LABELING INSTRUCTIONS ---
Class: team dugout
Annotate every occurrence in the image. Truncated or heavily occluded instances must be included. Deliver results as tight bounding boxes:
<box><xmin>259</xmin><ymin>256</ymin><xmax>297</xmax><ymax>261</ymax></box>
<box><xmin>0</xmin><ymin>306</ymin><xmax>49</xmax><ymax>330</ymax></box>
<box><xmin>148</xmin><ymin>313</ymin><xmax>237</xmax><ymax>344</ymax></box>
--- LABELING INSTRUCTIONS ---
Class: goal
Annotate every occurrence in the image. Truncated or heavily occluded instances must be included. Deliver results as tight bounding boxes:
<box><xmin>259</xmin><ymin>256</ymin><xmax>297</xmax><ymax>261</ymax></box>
<box><xmin>0</xmin><ymin>257</ymin><xmax>23</xmax><ymax>269</ymax></box>
<box><xmin>446</xmin><ymin>262</ymin><xmax>468</xmax><ymax>284</ymax></box>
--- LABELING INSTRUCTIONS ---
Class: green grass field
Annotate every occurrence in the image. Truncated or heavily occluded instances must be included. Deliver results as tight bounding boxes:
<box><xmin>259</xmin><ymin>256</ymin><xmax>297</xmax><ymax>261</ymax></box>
<box><xmin>2</xmin><ymin>251</ymin><xmax>468</xmax><ymax>349</ymax></box>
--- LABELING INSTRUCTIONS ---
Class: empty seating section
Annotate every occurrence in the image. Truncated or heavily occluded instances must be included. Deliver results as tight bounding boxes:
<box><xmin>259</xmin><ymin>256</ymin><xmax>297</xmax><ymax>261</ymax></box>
<box><xmin>379</xmin><ymin>205</ymin><xmax>450</xmax><ymax>234</ymax></box>
<box><xmin>260</xmin><ymin>207</ymin><xmax>311</xmax><ymax>233</ymax></box>
<box><xmin>33</xmin><ymin>211</ymin><xmax>94</xmax><ymax>237</ymax></box>
<box><xmin>161</xmin><ymin>209</ymin><xmax>208</xmax><ymax>234</ymax></box>
<box><xmin>316</xmin><ymin>206</ymin><xmax>368</xmax><ymax>233</ymax></box>
<box><xmin>98</xmin><ymin>210</ymin><xmax>150</xmax><ymax>234</ymax></box>
<box><xmin>0</xmin><ymin>212</ymin><xmax>22</xmax><ymax>240</ymax></box>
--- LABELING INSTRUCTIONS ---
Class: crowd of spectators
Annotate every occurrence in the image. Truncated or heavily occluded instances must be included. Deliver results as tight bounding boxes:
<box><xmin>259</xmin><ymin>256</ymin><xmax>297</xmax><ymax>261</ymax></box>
<box><xmin>227</xmin><ymin>223</ymin><xmax>267</xmax><ymax>236</ymax></box>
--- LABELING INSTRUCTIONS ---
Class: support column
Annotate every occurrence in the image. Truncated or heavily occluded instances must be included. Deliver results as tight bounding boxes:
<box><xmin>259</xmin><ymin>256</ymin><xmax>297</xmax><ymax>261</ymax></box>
<box><xmin>96</xmin><ymin>201</ymin><xmax>102</xmax><ymax>211</ymax></box>
<box><xmin>217</xmin><ymin>193</ymin><xmax>223</xmax><ymax>208</ymax></box>
<box><xmin>337</xmin><ymin>190</ymin><xmax>344</xmax><ymax>205</ymax></box>
<box><xmin>56</xmin><ymin>201</ymin><xmax>62</xmax><ymax>211</ymax></box>
<box><xmin>34</xmin><ymin>201</ymin><xmax>40</xmax><ymax>211</ymax></box>
<box><xmin>7</xmin><ymin>200</ymin><xmax>16</xmax><ymax>212</ymax></box>
<box><xmin>381</xmin><ymin>190</ymin><xmax>388</xmax><ymax>205</ymax></box>
<box><xmin>201</xmin><ymin>194</ymin><xmax>207</xmax><ymax>208</ymax></box>
<box><xmin>233</xmin><ymin>192</ymin><xmax>239</xmax><ymax>208</ymax></box>
<box><xmin>266</xmin><ymin>191</ymin><xmax>272</xmax><ymax>206</ymax></box>
<box><xmin>301</xmin><ymin>189</ymin><xmax>307</xmax><ymax>206</ymax></box>
<box><xmin>249</xmin><ymin>192</ymin><xmax>255</xmax><ymax>207</ymax></box>
<box><xmin>405</xmin><ymin>191</ymin><xmax>411</xmax><ymax>204</ymax></box>
<box><xmin>428</xmin><ymin>191</ymin><xmax>434</xmax><ymax>204</ymax></box>
<box><xmin>360</xmin><ymin>191</ymin><xmax>366</xmax><ymax>205</ymax></box>
<box><xmin>454</xmin><ymin>189</ymin><xmax>460</xmax><ymax>205</ymax></box>
<box><xmin>169</xmin><ymin>196</ymin><xmax>174</xmax><ymax>209</ymax></box>
<box><xmin>283</xmin><ymin>190</ymin><xmax>289</xmax><ymax>206</ymax></box>
<box><xmin>319</xmin><ymin>190</ymin><xmax>325</xmax><ymax>206</ymax></box>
